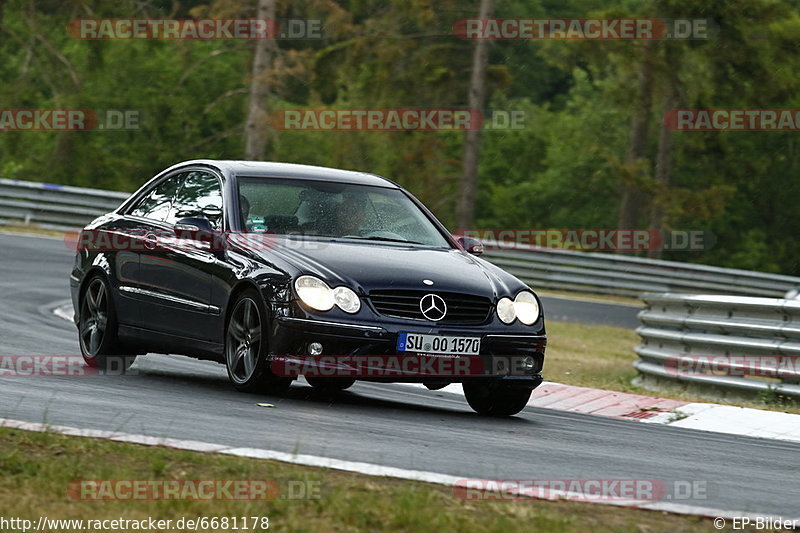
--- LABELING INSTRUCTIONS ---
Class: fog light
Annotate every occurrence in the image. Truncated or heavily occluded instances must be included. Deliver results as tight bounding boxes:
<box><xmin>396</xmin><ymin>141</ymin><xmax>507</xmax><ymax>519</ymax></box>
<box><xmin>523</xmin><ymin>356</ymin><xmax>535</xmax><ymax>371</ymax></box>
<box><xmin>309</xmin><ymin>342</ymin><xmax>323</xmax><ymax>355</ymax></box>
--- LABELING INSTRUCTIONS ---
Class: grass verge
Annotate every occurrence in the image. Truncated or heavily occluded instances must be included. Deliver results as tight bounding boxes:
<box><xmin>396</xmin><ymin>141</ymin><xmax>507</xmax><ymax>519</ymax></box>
<box><xmin>0</xmin><ymin>223</ymin><xmax>69</xmax><ymax>239</ymax></box>
<box><xmin>536</xmin><ymin>289</ymin><xmax>643</xmax><ymax>307</ymax></box>
<box><xmin>545</xmin><ymin>320</ymin><xmax>800</xmax><ymax>414</ymax></box>
<box><xmin>0</xmin><ymin>427</ymin><xmax>712</xmax><ymax>533</ymax></box>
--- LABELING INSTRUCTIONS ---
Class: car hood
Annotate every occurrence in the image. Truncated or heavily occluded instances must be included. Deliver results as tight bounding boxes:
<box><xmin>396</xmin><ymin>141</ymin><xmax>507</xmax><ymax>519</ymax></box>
<box><xmin>256</xmin><ymin>238</ymin><xmax>526</xmax><ymax>298</ymax></box>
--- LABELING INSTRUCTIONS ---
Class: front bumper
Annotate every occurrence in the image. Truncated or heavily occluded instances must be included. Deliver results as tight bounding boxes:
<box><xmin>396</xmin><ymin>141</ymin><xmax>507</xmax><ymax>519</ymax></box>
<box><xmin>269</xmin><ymin>316</ymin><xmax>546</xmax><ymax>389</ymax></box>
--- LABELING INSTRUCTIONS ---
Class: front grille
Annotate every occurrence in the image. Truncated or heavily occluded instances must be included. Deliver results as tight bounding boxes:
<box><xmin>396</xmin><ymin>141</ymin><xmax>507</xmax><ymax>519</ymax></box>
<box><xmin>368</xmin><ymin>290</ymin><xmax>492</xmax><ymax>324</ymax></box>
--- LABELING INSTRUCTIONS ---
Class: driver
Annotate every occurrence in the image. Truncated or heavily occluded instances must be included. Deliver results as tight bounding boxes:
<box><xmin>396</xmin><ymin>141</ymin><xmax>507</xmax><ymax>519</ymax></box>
<box><xmin>239</xmin><ymin>194</ymin><xmax>251</xmax><ymax>227</ymax></box>
<box><xmin>336</xmin><ymin>191</ymin><xmax>369</xmax><ymax>236</ymax></box>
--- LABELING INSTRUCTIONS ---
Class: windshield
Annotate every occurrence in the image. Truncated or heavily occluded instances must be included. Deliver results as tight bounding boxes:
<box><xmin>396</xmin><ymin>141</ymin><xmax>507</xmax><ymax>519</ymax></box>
<box><xmin>237</xmin><ymin>177</ymin><xmax>451</xmax><ymax>248</ymax></box>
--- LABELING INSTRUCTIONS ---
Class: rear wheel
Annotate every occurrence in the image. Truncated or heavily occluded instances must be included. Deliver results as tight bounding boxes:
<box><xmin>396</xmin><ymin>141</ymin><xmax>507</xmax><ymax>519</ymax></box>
<box><xmin>463</xmin><ymin>382</ymin><xmax>532</xmax><ymax>417</ymax></box>
<box><xmin>225</xmin><ymin>290</ymin><xmax>291</xmax><ymax>395</ymax></box>
<box><xmin>78</xmin><ymin>275</ymin><xmax>136</xmax><ymax>371</ymax></box>
<box><xmin>305</xmin><ymin>377</ymin><xmax>356</xmax><ymax>391</ymax></box>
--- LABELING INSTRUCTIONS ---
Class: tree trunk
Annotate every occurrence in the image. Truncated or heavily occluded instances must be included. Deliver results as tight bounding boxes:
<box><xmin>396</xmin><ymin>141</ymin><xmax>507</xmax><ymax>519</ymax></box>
<box><xmin>647</xmin><ymin>85</ymin><xmax>677</xmax><ymax>259</ymax></box>
<box><xmin>617</xmin><ymin>42</ymin><xmax>655</xmax><ymax>239</ymax></box>
<box><xmin>456</xmin><ymin>0</ymin><xmax>493</xmax><ymax>230</ymax></box>
<box><xmin>244</xmin><ymin>0</ymin><xmax>276</xmax><ymax>160</ymax></box>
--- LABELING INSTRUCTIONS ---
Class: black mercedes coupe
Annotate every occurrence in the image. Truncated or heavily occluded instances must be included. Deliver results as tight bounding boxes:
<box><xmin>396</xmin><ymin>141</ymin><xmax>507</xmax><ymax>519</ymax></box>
<box><xmin>70</xmin><ymin>160</ymin><xmax>546</xmax><ymax>416</ymax></box>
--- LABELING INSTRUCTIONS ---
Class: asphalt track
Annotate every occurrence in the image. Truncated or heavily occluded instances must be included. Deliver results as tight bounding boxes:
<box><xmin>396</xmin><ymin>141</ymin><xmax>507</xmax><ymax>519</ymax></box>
<box><xmin>1</xmin><ymin>232</ymin><xmax>798</xmax><ymax>517</ymax></box>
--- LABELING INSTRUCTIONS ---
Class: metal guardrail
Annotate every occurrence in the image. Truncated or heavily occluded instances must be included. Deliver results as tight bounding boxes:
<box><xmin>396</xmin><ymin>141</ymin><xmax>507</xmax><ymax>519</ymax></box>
<box><xmin>0</xmin><ymin>178</ymin><xmax>128</xmax><ymax>229</ymax></box>
<box><xmin>482</xmin><ymin>247</ymin><xmax>800</xmax><ymax>298</ymax></box>
<box><xmin>635</xmin><ymin>293</ymin><xmax>800</xmax><ymax>397</ymax></box>
<box><xmin>1</xmin><ymin>177</ymin><xmax>799</xmax><ymax>298</ymax></box>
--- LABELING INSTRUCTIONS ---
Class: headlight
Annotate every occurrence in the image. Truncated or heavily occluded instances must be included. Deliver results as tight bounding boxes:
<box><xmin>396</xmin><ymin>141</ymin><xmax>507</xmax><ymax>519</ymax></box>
<box><xmin>294</xmin><ymin>275</ymin><xmax>361</xmax><ymax>313</ymax></box>
<box><xmin>333</xmin><ymin>286</ymin><xmax>361</xmax><ymax>313</ymax></box>
<box><xmin>514</xmin><ymin>291</ymin><xmax>540</xmax><ymax>325</ymax></box>
<box><xmin>496</xmin><ymin>297</ymin><xmax>516</xmax><ymax>324</ymax></box>
<box><xmin>295</xmin><ymin>275</ymin><xmax>334</xmax><ymax>311</ymax></box>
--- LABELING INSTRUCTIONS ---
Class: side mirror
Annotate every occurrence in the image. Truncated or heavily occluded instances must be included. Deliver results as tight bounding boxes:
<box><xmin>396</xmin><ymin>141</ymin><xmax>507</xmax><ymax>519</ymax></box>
<box><xmin>174</xmin><ymin>216</ymin><xmax>216</xmax><ymax>242</ymax></box>
<box><xmin>175</xmin><ymin>216</ymin><xmax>213</xmax><ymax>233</ymax></box>
<box><xmin>456</xmin><ymin>235</ymin><xmax>484</xmax><ymax>256</ymax></box>
<box><xmin>175</xmin><ymin>217</ymin><xmax>224</xmax><ymax>255</ymax></box>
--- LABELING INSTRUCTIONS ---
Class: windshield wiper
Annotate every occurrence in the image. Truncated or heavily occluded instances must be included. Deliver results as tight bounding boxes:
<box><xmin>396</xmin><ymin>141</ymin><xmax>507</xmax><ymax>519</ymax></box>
<box><xmin>346</xmin><ymin>236</ymin><xmax>426</xmax><ymax>245</ymax></box>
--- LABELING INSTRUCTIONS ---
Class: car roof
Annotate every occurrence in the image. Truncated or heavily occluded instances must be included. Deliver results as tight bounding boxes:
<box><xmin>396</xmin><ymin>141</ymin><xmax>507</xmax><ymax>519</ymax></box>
<box><xmin>168</xmin><ymin>160</ymin><xmax>399</xmax><ymax>188</ymax></box>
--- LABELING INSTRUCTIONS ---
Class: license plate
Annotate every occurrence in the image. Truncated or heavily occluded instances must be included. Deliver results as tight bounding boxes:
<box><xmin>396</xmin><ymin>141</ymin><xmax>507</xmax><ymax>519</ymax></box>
<box><xmin>397</xmin><ymin>333</ymin><xmax>480</xmax><ymax>355</ymax></box>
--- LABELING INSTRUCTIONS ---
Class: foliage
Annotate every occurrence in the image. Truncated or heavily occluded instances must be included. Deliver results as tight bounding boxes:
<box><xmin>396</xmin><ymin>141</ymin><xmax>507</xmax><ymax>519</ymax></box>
<box><xmin>1</xmin><ymin>0</ymin><xmax>799</xmax><ymax>273</ymax></box>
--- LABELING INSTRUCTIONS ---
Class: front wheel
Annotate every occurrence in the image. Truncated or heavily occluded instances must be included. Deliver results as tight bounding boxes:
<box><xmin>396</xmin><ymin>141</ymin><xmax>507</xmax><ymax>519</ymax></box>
<box><xmin>463</xmin><ymin>382</ymin><xmax>532</xmax><ymax>417</ymax></box>
<box><xmin>225</xmin><ymin>290</ymin><xmax>291</xmax><ymax>395</ymax></box>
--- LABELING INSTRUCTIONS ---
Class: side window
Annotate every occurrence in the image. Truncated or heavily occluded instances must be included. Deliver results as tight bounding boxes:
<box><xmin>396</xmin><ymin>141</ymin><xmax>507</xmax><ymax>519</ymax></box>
<box><xmin>167</xmin><ymin>171</ymin><xmax>224</xmax><ymax>229</ymax></box>
<box><xmin>127</xmin><ymin>174</ymin><xmax>184</xmax><ymax>222</ymax></box>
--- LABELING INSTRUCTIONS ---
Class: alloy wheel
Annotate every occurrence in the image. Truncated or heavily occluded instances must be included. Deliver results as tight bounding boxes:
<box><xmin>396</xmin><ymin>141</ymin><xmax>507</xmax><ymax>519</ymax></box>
<box><xmin>226</xmin><ymin>297</ymin><xmax>263</xmax><ymax>383</ymax></box>
<box><xmin>79</xmin><ymin>278</ymin><xmax>108</xmax><ymax>357</ymax></box>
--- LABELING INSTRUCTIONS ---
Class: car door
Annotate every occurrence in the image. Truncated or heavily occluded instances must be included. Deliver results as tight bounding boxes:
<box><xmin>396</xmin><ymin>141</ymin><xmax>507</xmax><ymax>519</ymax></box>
<box><xmin>137</xmin><ymin>170</ymin><xmax>223</xmax><ymax>340</ymax></box>
<box><xmin>116</xmin><ymin>172</ymin><xmax>185</xmax><ymax>329</ymax></box>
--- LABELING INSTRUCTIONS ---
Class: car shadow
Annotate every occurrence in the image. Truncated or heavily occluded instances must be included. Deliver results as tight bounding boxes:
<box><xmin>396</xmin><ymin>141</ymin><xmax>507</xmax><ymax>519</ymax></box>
<box><xmin>279</xmin><ymin>384</ymin><xmax>536</xmax><ymax>423</ymax></box>
<box><xmin>126</xmin><ymin>364</ymin><xmax>535</xmax><ymax>423</ymax></box>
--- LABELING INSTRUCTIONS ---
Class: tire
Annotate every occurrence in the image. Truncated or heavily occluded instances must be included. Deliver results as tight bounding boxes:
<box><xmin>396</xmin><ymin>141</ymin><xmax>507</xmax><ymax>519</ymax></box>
<box><xmin>305</xmin><ymin>377</ymin><xmax>356</xmax><ymax>391</ymax></box>
<box><xmin>78</xmin><ymin>275</ymin><xmax>136</xmax><ymax>371</ymax></box>
<box><xmin>463</xmin><ymin>382</ymin><xmax>532</xmax><ymax>417</ymax></box>
<box><xmin>225</xmin><ymin>289</ymin><xmax>291</xmax><ymax>395</ymax></box>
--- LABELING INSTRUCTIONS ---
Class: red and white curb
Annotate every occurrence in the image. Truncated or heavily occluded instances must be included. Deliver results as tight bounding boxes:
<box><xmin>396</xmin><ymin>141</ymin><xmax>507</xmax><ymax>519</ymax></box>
<box><xmin>640</xmin><ymin>403</ymin><xmax>800</xmax><ymax>441</ymax></box>
<box><xmin>401</xmin><ymin>381</ymin><xmax>800</xmax><ymax>444</ymax></box>
<box><xmin>52</xmin><ymin>303</ymin><xmax>800</xmax><ymax>444</ymax></box>
<box><xmin>0</xmin><ymin>416</ymin><xmax>777</xmax><ymax>521</ymax></box>
<box><xmin>528</xmin><ymin>382</ymin><xmax>800</xmax><ymax>444</ymax></box>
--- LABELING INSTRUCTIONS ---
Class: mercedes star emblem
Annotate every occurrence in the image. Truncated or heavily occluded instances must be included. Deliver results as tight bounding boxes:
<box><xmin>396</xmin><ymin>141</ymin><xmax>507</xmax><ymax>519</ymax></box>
<box><xmin>419</xmin><ymin>293</ymin><xmax>447</xmax><ymax>321</ymax></box>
